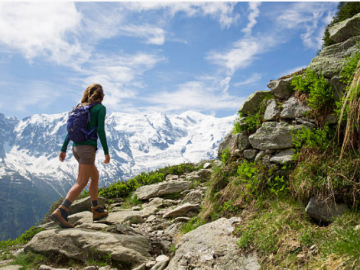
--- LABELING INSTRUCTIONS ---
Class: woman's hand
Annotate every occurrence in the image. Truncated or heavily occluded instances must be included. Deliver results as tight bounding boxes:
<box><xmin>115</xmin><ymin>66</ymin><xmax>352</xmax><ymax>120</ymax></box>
<box><xmin>59</xmin><ymin>152</ymin><xmax>66</xmax><ymax>162</ymax></box>
<box><xmin>104</xmin><ymin>154</ymin><xmax>111</xmax><ymax>164</ymax></box>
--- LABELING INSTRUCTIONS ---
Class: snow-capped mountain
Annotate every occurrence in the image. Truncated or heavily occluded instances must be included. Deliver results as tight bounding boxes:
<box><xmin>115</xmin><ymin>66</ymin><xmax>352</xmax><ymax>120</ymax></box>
<box><xmin>1</xmin><ymin>111</ymin><xmax>235</xmax><ymax>197</ymax></box>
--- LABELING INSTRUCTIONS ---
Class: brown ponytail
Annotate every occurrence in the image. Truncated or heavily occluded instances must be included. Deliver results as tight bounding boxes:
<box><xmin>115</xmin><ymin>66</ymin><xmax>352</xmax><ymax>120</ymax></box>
<box><xmin>80</xmin><ymin>84</ymin><xmax>104</xmax><ymax>104</ymax></box>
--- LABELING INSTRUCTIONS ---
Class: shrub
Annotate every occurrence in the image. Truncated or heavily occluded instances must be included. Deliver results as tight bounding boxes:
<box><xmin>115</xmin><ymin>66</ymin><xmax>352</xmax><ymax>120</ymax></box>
<box><xmin>291</xmin><ymin>69</ymin><xmax>335</xmax><ymax>124</ymax></box>
<box><xmin>220</xmin><ymin>148</ymin><xmax>230</xmax><ymax>163</ymax></box>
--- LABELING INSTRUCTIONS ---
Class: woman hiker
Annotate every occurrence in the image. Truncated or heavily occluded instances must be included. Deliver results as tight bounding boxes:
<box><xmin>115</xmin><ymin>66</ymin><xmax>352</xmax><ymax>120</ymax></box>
<box><xmin>50</xmin><ymin>84</ymin><xmax>110</xmax><ymax>228</ymax></box>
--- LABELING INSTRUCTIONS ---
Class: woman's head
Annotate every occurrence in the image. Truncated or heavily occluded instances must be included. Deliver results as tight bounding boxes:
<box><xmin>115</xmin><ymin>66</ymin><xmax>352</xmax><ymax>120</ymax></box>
<box><xmin>81</xmin><ymin>84</ymin><xmax>104</xmax><ymax>104</ymax></box>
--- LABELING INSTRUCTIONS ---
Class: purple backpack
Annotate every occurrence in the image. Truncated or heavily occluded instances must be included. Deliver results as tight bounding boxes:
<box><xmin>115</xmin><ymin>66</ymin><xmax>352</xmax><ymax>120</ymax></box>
<box><xmin>66</xmin><ymin>103</ymin><xmax>100</xmax><ymax>143</ymax></box>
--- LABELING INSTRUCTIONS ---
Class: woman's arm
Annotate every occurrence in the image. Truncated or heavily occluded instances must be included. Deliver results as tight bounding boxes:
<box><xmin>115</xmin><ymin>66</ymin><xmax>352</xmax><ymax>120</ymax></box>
<box><xmin>61</xmin><ymin>133</ymin><xmax>70</xmax><ymax>153</ymax></box>
<box><xmin>97</xmin><ymin>106</ymin><xmax>109</xmax><ymax>156</ymax></box>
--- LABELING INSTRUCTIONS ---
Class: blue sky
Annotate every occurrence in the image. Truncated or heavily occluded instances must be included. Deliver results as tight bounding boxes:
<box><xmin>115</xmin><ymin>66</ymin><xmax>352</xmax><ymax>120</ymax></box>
<box><xmin>0</xmin><ymin>1</ymin><xmax>338</xmax><ymax>119</ymax></box>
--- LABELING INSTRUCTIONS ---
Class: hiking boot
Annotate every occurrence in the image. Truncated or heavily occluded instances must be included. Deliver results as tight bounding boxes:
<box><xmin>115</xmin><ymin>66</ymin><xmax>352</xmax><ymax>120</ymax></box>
<box><xmin>50</xmin><ymin>205</ymin><xmax>74</xmax><ymax>228</ymax></box>
<box><xmin>92</xmin><ymin>205</ymin><xmax>108</xmax><ymax>221</ymax></box>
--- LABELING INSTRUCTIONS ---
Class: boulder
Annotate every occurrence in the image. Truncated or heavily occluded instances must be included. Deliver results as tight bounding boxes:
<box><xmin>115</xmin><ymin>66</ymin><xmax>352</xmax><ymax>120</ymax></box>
<box><xmin>76</xmin><ymin>223</ymin><xmax>109</xmax><ymax>231</ymax></box>
<box><xmin>267</xmin><ymin>77</ymin><xmax>293</xmax><ymax>99</ymax></box>
<box><xmin>134</xmin><ymin>180</ymin><xmax>191</xmax><ymax>200</ymax></box>
<box><xmin>270</xmin><ymin>149</ymin><xmax>295</xmax><ymax>164</ymax></box>
<box><xmin>203</xmin><ymin>163</ymin><xmax>212</xmax><ymax>169</ymax></box>
<box><xmin>25</xmin><ymin>229</ymin><xmax>152</xmax><ymax>265</ymax></box>
<box><xmin>68</xmin><ymin>211</ymin><xmax>93</xmax><ymax>226</ymax></box>
<box><xmin>165</xmin><ymin>217</ymin><xmax>260</xmax><ymax>270</ymax></box>
<box><xmin>69</xmin><ymin>196</ymin><xmax>106</xmax><ymax>215</ymax></box>
<box><xmin>238</xmin><ymin>91</ymin><xmax>271</xmax><ymax>115</ymax></box>
<box><xmin>98</xmin><ymin>210</ymin><xmax>144</xmax><ymax>225</ymax></box>
<box><xmin>280</xmin><ymin>97</ymin><xmax>311</xmax><ymax>119</ymax></box>
<box><xmin>181</xmin><ymin>190</ymin><xmax>203</xmax><ymax>204</ymax></box>
<box><xmin>165</xmin><ymin>174</ymin><xmax>178</xmax><ymax>181</ymax></box>
<box><xmin>305</xmin><ymin>196</ymin><xmax>350</xmax><ymax>223</ymax></box>
<box><xmin>264</xmin><ymin>99</ymin><xmax>280</xmax><ymax>121</ymax></box>
<box><xmin>151</xmin><ymin>261</ymin><xmax>168</xmax><ymax>270</ymax></box>
<box><xmin>309</xmin><ymin>36</ymin><xmax>360</xmax><ymax>78</ymax></box>
<box><xmin>329</xmin><ymin>13</ymin><xmax>360</xmax><ymax>43</ymax></box>
<box><xmin>243</xmin><ymin>149</ymin><xmax>259</xmax><ymax>160</ymax></box>
<box><xmin>197</xmin><ymin>169</ymin><xmax>212</xmax><ymax>181</ymax></box>
<box><xmin>217</xmin><ymin>131</ymin><xmax>233</xmax><ymax>158</ymax></box>
<box><xmin>249</xmin><ymin>122</ymin><xmax>305</xmax><ymax>150</ymax></box>
<box><xmin>163</xmin><ymin>203</ymin><xmax>201</xmax><ymax>218</ymax></box>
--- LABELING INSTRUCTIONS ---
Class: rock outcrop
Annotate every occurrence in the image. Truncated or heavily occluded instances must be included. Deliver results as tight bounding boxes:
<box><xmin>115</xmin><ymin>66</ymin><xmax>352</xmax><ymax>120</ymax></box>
<box><xmin>134</xmin><ymin>181</ymin><xmax>191</xmax><ymax>200</ymax></box>
<box><xmin>166</xmin><ymin>217</ymin><xmax>260</xmax><ymax>270</ymax></box>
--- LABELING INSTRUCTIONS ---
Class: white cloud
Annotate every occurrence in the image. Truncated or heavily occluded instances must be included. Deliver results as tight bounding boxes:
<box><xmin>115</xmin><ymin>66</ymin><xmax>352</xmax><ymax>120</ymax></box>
<box><xmin>77</xmin><ymin>52</ymin><xmax>166</xmax><ymax>110</ymax></box>
<box><xmin>123</xmin><ymin>2</ymin><xmax>240</xmax><ymax>28</ymax></box>
<box><xmin>120</xmin><ymin>25</ymin><xmax>166</xmax><ymax>45</ymax></box>
<box><xmin>144</xmin><ymin>80</ymin><xmax>246</xmax><ymax>113</ymax></box>
<box><xmin>275</xmin><ymin>2</ymin><xmax>337</xmax><ymax>49</ymax></box>
<box><xmin>234</xmin><ymin>73</ymin><xmax>262</xmax><ymax>86</ymax></box>
<box><xmin>206</xmin><ymin>36</ymin><xmax>276</xmax><ymax>76</ymax></box>
<box><xmin>242</xmin><ymin>2</ymin><xmax>261</xmax><ymax>36</ymax></box>
<box><xmin>0</xmin><ymin>2</ymin><xmax>85</xmax><ymax>65</ymax></box>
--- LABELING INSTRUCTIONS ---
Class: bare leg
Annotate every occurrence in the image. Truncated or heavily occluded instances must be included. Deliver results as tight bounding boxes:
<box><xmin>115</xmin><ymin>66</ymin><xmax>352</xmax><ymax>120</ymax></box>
<box><xmin>89</xmin><ymin>166</ymin><xmax>99</xmax><ymax>201</ymax></box>
<box><xmin>65</xmin><ymin>164</ymin><xmax>94</xmax><ymax>203</ymax></box>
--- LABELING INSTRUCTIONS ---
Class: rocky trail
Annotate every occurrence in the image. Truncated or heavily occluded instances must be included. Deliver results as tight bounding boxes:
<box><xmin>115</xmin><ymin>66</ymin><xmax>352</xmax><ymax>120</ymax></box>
<box><xmin>1</xmin><ymin>161</ymin><xmax>260</xmax><ymax>270</ymax></box>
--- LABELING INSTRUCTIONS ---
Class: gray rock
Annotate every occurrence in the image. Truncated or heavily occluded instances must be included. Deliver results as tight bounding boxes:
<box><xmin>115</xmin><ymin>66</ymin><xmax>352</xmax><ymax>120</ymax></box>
<box><xmin>38</xmin><ymin>266</ymin><xmax>70</xmax><ymax>270</ymax></box>
<box><xmin>181</xmin><ymin>190</ymin><xmax>203</xmax><ymax>204</ymax></box>
<box><xmin>165</xmin><ymin>174</ymin><xmax>179</xmax><ymax>181</ymax></box>
<box><xmin>151</xmin><ymin>261</ymin><xmax>168</xmax><ymax>270</ymax></box>
<box><xmin>355</xmin><ymin>225</ymin><xmax>360</xmax><ymax>231</ymax></box>
<box><xmin>116</xmin><ymin>224</ymin><xmax>141</xmax><ymax>235</ymax></box>
<box><xmin>173</xmin><ymin>217</ymin><xmax>191</xmax><ymax>223</ymax></box>
<box><xmin>84</xmin><ymin>267</ymin><xmax>98</xmax><ymax>270</ymax></box>
<box><xmin>280</xmin><ymin>97</ymin><xmax>311</xmax><ymax>119</ymax></box>
<box><xmin>295</xmin><ymin>118</ymin><xmax>316</xmax><ymax>128</ymax></box>
<box><xmin>25</xmin><ymin>229</ymin><xmax>152</xmax><ymax>265</ymax></box>
<box><xmin>76</xmin><ymin>223</ymin><xmax>109</xmax><ymax>231</ymax></box>
<box><xmin>146</xmin><ymin>261</ymin><xmax>156</xmax><ymax>268</ymax></box>
<box><xmin>329</xmin><ymin>13</ymin><xmax>360</xmax><ymax>43</ymax></box>
<box><xmin>197</xmin><ymin>169</ymin><xmax>212</xmax><ymax>181</ymax></box>
<box><xmin>213</xmin><ymin>160</ymin><xmax>222</xmax><ymax>167</ymax></box>
<box><xmin>134</xmin><ymin>181</ymin><xmax>191</xmax><ymax>200</ymax></box>
<box><xmin>69</xmin><ymin>196</ymin><xmax>106</xmax><ymax>215</ymax></box>
<box><xmin>38</xmin><ymin>221</ymin><xmax>58</xmax><ymax>230</ymax></box>
<box><xmin>132</xmin><ymin>264</ymin><xmax>146</xmax><ymax>270</ymax></box>
<box><xmin>203</xmin><ymin>163</ymin><xmax>212</xmax><ymax>169</ymax></box>
<box><xmin>243</xmin><ymin>149</ymin><xmax>259</xmax><ymax>160</ymax></box>
<box><xmin>156</xmin><ymin>255</ymin><xmax>170</xmax><ymax>263</ymax></box>
<box><xmin>163</xmin><ymin>203</ymin><xmax>201</xmax><ymax>218</ymax></box>
<box><xmin>264</xmin><ymin>99</ymin><xmax>280</xmax><ymax>121</ymax></box>
<box><xmin>217</xmin><ymin>131</ymin><xmax>233</xmax><ymax>158</ymax></box>
<box><xmin>255</xmin><ymin>150</ymin><xmax>265</xmax><ymax>162</ymax></box>
<box><xmin>270</xmin><ymin>149</ymin><xmax>295</xmax><ymax>164</ymax></box>
<box><xmin>238</xmin><ymin>91</ymin><xmax>271</xmax><ymax>115</ymax></box>
<box><xmin>309</xmin><ymin>36</ymin><xmax>360</xmax><ymax>78</ymax></box>
<box><xmin>68</xmin><ymin>211</ymin><xmax>93</xmax><ymax>226</ymax></box>
<box><xmin>164</xmin><ymin>223</ymin><xmax>182</xmax><ymax>237</ymax></box>
<box><xmin>249</xmin><ymin>122</ymin><xmax>305</xmax><ymax>150</ymax></box>
<box><xmin>141</xmin><ymin>198</ymin><xmax>164</xmax><ymax>218</ymax></box>
<box><xmin>98</xmin><ymin>210</ymin><xmax>144</xmax><ymax>225</ymax></box>
<box><xmin>165</xmin><ymin>217</ymin><xmax>260</xmax><ymax>270</ymax></box>
<box><xmin>305</xmin><ymin>196</ymin><xmax>350</xmax><ymax>223</ymax></box>
<box><xmin>267</xmin><ymin>77</ymin><xmax>293</xmax><ymax>99</ymax></box>
<box><xmin>185</xmin><ymin>171</ymin><xmax>201</xmax><ymax>181</ymax></box>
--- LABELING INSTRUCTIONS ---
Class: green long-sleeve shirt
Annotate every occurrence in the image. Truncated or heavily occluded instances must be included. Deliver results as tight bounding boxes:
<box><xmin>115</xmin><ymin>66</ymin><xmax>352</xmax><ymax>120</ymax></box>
<box><xmin>61</xmin><ymin>104</ymin><xmax>109</xmax><ymax>155</ymax></box>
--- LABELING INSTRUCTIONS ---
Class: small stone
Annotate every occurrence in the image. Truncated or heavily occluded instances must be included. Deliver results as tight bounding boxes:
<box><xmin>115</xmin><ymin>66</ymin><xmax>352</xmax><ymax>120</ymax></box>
<box><xmin>132</xmin><ymin>263</ymin><xmax>146</xmax><ymax>270</ymax></box>
<box><xmin>156</xmin><ymin>230</ymin><xmax>164</xmax><ymax>235</ymax></box>
<box><xmin>173</xmin><ymin>217</ymin><xmax>191</xmax><ymax>223</ymax></box>
<box><xmin>165</xmin><ymin>174</ymin><xmax>179</xmax><ymax>181</ymax></box>
<box><xmin>243</xmin><ymin>149</ymin><xmax>259</xmax><ymax>160</ymax></box>
<box><xmin>84</xmin><ymin>267</ymin><xmax>98</xmax><ymax>270</ymax></box>
<box><xmin>146</xmin><ymin>215</ymin><xmax>157</xmax><ymax>223</ymax></box>
<box><xmin>132</xmin><ymin>206</ymin><xmax>142</xmax><ymax>211</ymax></box>
<box><xmin>150</xmin><ymin>261</ymin><xmax>168</xmax><ymax>270</ymax></box>
<box><xmin>255</xmin><ymin>150</ymin><xmax>265</xmax><ymax>162</ymax></box>
<box><xmin>354</xmin><ymin>225</ymin><xmax>360</xmax><ymax>231</ymax></box>
<box><xmin>156</xmin><ymin>255</ymin><xmax>170</xmax><ymax>263</ymax></box>
<box><xmin>203</xmin><ymin>163</ymin><xmax>212</xmax><ymax>169</ymax></box>
<box><xmin>146</xmin><ymin>261</ymin><xmax>156</xmax><ymax>268</ymax></box>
